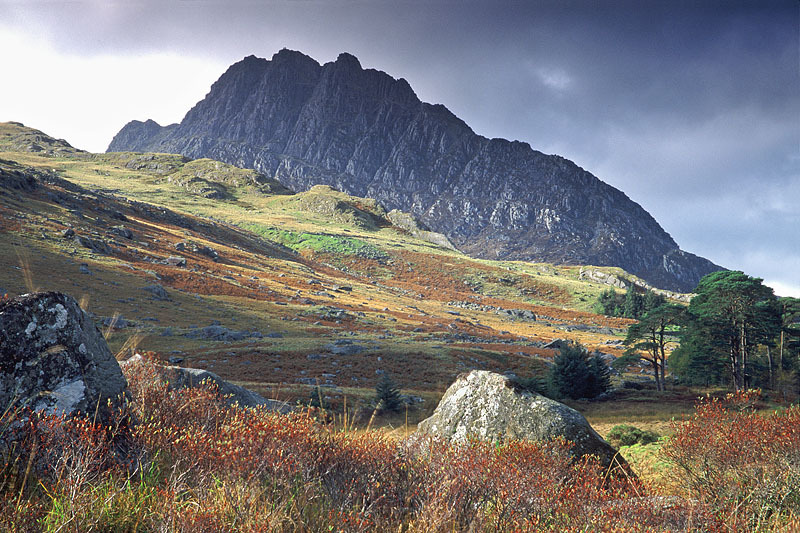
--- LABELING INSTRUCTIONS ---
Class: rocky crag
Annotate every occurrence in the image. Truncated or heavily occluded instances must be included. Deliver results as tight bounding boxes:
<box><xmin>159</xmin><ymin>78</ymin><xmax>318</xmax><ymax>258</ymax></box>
<box><xmin>109</xmin><ymin>49</ymin><xmax>722</xmax><ymax>292</ymax></box>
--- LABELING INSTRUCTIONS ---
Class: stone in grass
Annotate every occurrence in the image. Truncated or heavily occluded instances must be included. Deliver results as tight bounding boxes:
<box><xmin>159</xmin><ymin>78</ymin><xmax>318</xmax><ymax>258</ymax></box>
<box><xmin>74</xmin><ymin>235</ymin><xmax>112</xmax><ymax>255</ymax></box>
<box><xmin>142</xmin><ymin>284</ymin><xmax>169</xmax><ymax>300</ymax></box>
<box><xmin>415</xmin><ymin>370</ymin><xmax>629</xmax><ymax>471</ymax></box>
<box><xmin>111</xmin><ymin>226</ymin><xmax>134</xmax><ymax>240</ymax></box>
<box><xmin>0</xmin><ymin>292</ymin><xmax>127</xmax><ymax>420</ymax></box>
<box><xmin>164</xmin><ymin>256</ymin><xmax>186</xmax><ymax>267</ymax></box>
<box><xmin>323</xmin><ymin>340</ymin><xmax>364</xmax><ymax>355</ymax></box>
<box><xmin>102</xmin><ymin>315</ymin><xmax>129</xmax><ymax>329</ymax></box>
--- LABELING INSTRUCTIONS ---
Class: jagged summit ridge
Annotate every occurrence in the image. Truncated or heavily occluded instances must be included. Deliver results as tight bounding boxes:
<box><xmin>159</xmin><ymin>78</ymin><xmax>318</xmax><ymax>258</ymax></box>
<box><xmin>108</xmin><ymin>49</ymin><xmax>722</xmax><ymax>291</ymax></box>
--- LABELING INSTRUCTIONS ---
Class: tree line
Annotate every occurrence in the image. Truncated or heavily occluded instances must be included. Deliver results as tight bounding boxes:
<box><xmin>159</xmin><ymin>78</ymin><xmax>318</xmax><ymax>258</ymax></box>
<box><xmin>607</xmin><ymin>271</ymin><xmax>800</xmax><ymax>394</ymax></box>
<box><xmin>594</xmin><ymin>284</ymin><xmax>666</xmax><ymax>319</ymax></box>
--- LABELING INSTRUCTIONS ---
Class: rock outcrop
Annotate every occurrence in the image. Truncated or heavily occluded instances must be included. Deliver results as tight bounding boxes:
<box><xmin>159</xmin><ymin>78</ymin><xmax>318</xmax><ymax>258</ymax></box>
<box><xmin>108</xmin><ymin>49</ymin><xmax>722</xmax><ymax>292</ymax></box>
<box><xmin>0</xmin><ymin>292</ymin><xmax>127</xmax><ymax>419</ymax></box>
<box><xmin>416</xmin><ymin>370</ymin><xmax>624</xmax><ymax>469</ymax></box>
<box><xmin>121</xmin><ymin>354</ymin><xmax>291</xmax><ymax>412</ymax></box>
<box><xmin>386</xmin><ymin>209</ymin><xmax>456</xmax><ymax>250</ymax></box>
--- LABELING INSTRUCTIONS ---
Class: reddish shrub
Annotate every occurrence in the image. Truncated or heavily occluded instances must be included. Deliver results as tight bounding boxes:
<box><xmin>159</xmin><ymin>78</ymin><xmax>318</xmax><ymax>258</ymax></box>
<box><xmin>0</xmin><ymin>354</ymin><xmax>728</xmax><ymax>531</ymax></box>
<box><xmin>663</xmin><ymin>390</ymin><xmax>800</xmax><ymax>530</ymax></box>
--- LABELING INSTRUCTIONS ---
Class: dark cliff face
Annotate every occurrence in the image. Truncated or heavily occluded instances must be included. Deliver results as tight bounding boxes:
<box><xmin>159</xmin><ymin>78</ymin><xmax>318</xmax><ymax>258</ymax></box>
<box><xmin>108</xmin><ymin>49</ymin><xmax>722</xmax><ymax>292</ymax></box>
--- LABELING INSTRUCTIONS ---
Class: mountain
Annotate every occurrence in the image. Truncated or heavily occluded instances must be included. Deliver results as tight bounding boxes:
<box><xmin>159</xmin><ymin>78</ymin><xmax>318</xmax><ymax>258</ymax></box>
<box><xmin>108</xmin><ymin>49</ymin><xmax>722</xmax><ymax>292</ymax></box>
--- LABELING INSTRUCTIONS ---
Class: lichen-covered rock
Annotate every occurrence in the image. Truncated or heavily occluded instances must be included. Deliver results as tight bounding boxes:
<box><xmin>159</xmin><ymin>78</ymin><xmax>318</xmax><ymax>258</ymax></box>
<box><xmin>0</xmin><ymin>292</ymin><xmax>127</xmax><ymax>419</ymax></box>
<box><xmin>416</xmin><ymin>370</ymin><xmax>624</xmax><ymax>469</ymax></box>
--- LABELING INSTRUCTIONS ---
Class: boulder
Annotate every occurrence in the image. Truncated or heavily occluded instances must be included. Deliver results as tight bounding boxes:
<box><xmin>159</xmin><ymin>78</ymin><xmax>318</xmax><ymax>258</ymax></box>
<box><xmin>164</xmin><ymin>256</ymin><xmax>186</xmax><ymax>267</ymax></box>
<box><xmin>183</xmin><ymin>325</ymin><xmax>257</xmax><ymax>342</ymax></box>
<box><xmin>121</xmin><ymin>354</ymin><xmax>290</xmax><ymax>413</ymax></box>
<box><xmin>142</xmin><ymin>284</ymin><xmax>170</xmax><ymax>300</ymax></box>
<box><xmin>74</xmin><ymin>235</ymin><xmax>112</xmax><ymax>255</ymax></box>
<box><xmin>192</xmin><ymin>244</ymin><xmax>219</xmax><ymax>261</ymax></box>
<box><xmin>111</xmin><ymin>226</ymin><xmax>134</xmax><ymax>240</ymax></box>
<box><xmin>416</xmin><ymin>370</ymin><xmax>626</xmax><ymax>470</ymax></box>
<box><xmin>0</xmin><ymin>292</ymin><xmax>127</xmax><ymax>419</ymax></box>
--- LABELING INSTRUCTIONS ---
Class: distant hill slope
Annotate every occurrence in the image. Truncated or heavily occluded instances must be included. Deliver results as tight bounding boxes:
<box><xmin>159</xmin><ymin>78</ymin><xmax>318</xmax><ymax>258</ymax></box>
<box><xmin>1</xmin><ymin>121</ymin><xmax>648</xmax><ymax>405</ymax></box>
<box><xmin>108</xmin><ymin>49</ymin><xmax>722</xmax><ymax>292</ymax></box>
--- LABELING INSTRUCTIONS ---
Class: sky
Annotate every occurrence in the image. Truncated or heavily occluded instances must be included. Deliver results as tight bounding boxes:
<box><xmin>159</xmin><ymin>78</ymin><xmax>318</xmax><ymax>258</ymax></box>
<box><xmin>1</xmin><ymin>0</ymin><xmax>798</xmax><ymax>296</ymax></box>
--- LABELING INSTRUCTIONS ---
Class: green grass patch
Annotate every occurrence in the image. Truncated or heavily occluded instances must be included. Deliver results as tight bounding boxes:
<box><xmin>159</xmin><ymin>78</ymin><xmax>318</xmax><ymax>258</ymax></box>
<box><xmin>618</xmin><ymin>438</ymin><xmax>674</xmax><ymax>486</ymax></box>
<box><xmin>241</xmin><ymin>224</ymin><xmax>388</xmax><ymax>260</ymax></box>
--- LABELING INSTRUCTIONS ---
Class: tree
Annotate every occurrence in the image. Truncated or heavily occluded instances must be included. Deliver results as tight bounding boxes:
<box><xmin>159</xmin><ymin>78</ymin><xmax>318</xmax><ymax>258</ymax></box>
<box><xmin>623</xmin><ymin>285</ymin><xmax>644</xmax><ymax>319</ymax></box>
<box><xmin>587</xmin><ymin>353</ymin><xmax>612</xmax><ymax>397</ymax></box>
<box><xmin>549</xmin><ymin>343</ymin><xmax>610</xmax><ymax>399</ymax></box>
<box><xmin>618</xmin><ymin>303</ymin><xmax>686</xmax><ymax>391</ymax></box>
<box><xmin>684</xmin><ymin>271</ymin><xmax>780</xmax><ymax>391</ymax></box>
<box><xmin>594</xmin><ymin>288</ymin><xmax>623</xmax><ymax>316</ymax></box>
<box><xmin>779</xmin><ymin>297</ymin><xmax>800</xmax><ymax>371</ymax></box>
<box><xmin>374</xmin><ymin>373</ymin><xmax>404</xmax><ymax>412</ymax></box>
<box><xmin>669</xmin><ymin>324</ymin><xmax>727</xmax><ymax>386</ymax></box>
<box><xmin>773</xmin><ymin>297</ymin><xmax>800</xmax><ymax>398</ymax></box>
<box><xmin>595</xmin><ymin>286</ymin><xmax>664</xmax><ymax>319</ymax></box>
<box><xmin>643</xmin><ymin>290</ymin><xmax>666</xmax><ymax>315</ymax></box>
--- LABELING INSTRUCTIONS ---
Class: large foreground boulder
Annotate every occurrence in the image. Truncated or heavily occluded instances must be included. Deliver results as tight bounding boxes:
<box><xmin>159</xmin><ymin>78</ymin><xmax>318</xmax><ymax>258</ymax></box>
<box><xmin>416</xmin><ymin>370</ymin><xmax>625</xmax><ymax>470</ymax></box>
<box><xmin>0</xmin><ymin>292</ymin><xmax>127</xmax><ymax>419</ymax></box>
<box><xmin>121</xmin><ymin>354</ymin><xmax>291</xmax><ymax>413</ymax></box>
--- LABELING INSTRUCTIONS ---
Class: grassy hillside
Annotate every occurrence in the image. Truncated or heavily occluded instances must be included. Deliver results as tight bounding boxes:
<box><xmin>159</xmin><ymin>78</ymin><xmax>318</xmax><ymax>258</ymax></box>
<box><xmin>0</xmin><ymin>121</ymin><xmax>692</xmax><ymax>427</ymax></box>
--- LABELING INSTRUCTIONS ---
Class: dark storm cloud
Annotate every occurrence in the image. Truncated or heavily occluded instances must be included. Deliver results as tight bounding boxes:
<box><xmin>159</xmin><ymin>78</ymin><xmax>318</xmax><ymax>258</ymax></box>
<box><xmin>2</xmin><ymin>0</ymin><xmax>797</xmax><ymax>292</ymax></box>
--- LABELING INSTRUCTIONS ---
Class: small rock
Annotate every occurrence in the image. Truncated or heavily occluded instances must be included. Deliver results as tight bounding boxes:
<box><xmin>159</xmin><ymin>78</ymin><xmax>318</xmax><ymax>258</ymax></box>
<box><xmin>164</xmin><ymin>256</ymin><xmax>186</xmax><ymax>267</ymax></box>
<box><xmin>74</xmin><ymin>235</ymin><xmax>112</xmax><ymax>255</ymax></box>
<box><xmin>142</xmin><ymin>284</ymin><xmax>169</xmax><ymax>300</ymax></box>
<box><xmin>111</xmin><ymin>226</ymin><xmax>133</xmax><ymax>240</ymax></box>
<box><xmin>102</xmin><ymin>315</ymin><xmax>128</xmax><ymax>329</ymax></box>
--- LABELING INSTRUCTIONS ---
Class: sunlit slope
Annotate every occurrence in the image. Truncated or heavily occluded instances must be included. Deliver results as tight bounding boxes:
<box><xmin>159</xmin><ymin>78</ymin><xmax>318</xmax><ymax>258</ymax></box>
<box><xmin>1</xmin><ymin>121</ymin><xmax>678</xmax><ymax>412</ymax></box>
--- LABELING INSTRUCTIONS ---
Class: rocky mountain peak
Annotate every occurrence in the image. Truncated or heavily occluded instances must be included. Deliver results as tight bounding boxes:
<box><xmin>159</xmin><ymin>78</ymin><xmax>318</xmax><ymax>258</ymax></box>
<box><xmin>271</xmin><ymin>48</ymin><xmax>319</xmax><ymax>67</ymax></box>
<box><xmin>108</xmin><ymin>49</ymin><xmax>722</xmax><ymax>291</ymax></box>
<box><xmin>334</xmin><ymin>52</ymin><xmax>362</xmax><ymax>69</ymax></box>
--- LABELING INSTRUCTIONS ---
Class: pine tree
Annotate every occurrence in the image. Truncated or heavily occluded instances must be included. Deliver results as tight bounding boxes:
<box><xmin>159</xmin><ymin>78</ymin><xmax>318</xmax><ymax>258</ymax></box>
<box><xmin>594</xmin><ymin>288</ymin><xmax>624</xmax><ymax>317</ymax></box>
<box><xmin>621</xmin><ymin>303</ymin><xmax>686</xmax><ymax>391</ymax></box>
<box><xmin>643</xmin><ymin>290</ymin><xmax>666</xmax><ymax>314</ymax></box>
<box><xmin>678</xmin><ymin>271</ymin><xmax>781</xmax><ymax>391</ymax></box>
<box><xmin>374</xmin><ymin>373</ymin><xmax>404</xmax><ymax>412</ymax></box>
<box><xmin>549</xmin><ymin>343</ymin><xmax>610</xmax><ymax>399</ymax></box>
<box><xmin>623</xmin><ymin>285</ymin><xmax>644</xmax><ymax>319</ymax></box>
<box><xmin>587</xmin><ymin>354</ymin><xmax>612</xmax><ymax>397</ymax></box>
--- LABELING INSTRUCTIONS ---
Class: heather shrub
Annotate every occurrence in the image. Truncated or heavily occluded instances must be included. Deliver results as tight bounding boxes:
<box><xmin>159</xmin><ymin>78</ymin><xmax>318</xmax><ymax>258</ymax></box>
<box><xmin>663</xmin><ymin>390</ymin><xmax>800</xmax><ymax>530</ymax></box>
<box><xmin>0</xmin><ymin>353</ymin><xmax>730</xmax><ymax>531</ymax></box>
